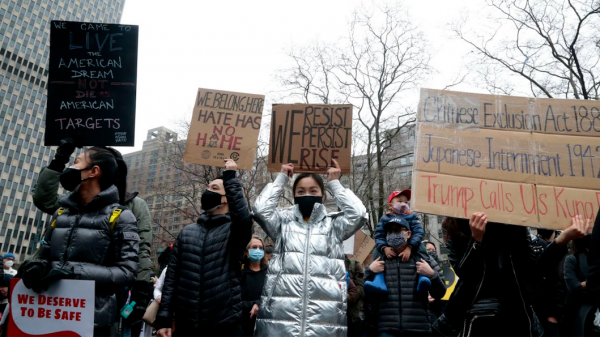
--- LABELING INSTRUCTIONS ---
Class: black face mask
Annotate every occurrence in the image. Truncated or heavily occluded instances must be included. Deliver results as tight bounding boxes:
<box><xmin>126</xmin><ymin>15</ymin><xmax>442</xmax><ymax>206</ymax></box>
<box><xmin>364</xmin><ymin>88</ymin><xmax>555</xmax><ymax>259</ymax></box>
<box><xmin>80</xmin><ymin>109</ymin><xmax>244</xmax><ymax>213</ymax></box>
<box><xmin>294</xmin><ymin>196</ymin><xmax>323</xmax><ymax>218</ymax></box>
<box><xmin>59</xmin><ymin>167</ymin><xmax>92</xmax><ymax>191</ymax></box>
<box><xmin>428</xmin><ymin>251</ymin><xmax>438</xmax><ymax>260</ymax></box>
<box><xmin>201</xmin><ymin>190</ymin><xmax>224</xmax><ymax>212</ymax></box>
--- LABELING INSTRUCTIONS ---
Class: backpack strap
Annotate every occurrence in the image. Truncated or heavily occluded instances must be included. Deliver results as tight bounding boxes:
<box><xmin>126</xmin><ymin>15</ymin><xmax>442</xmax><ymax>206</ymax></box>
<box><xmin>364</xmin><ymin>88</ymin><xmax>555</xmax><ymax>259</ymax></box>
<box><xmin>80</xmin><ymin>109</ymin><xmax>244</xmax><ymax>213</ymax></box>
<box><xmin>50</xmin><ymin>207</ymin><xmax>67</xmax><ymax>229</ymax></box>
<box><xmin>109</xmin><ymin>207</ymin><xmax>124</xmax><ymax>231</ymax></box>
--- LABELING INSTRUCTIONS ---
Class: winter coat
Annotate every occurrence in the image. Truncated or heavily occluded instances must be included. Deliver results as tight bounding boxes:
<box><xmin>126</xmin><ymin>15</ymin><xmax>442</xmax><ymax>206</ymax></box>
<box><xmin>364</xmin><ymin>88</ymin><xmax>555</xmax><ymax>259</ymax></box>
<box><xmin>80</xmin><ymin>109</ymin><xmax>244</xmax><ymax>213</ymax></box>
<box><xmin>375</xmin><ymin>212</ymin><xmax>424</xmax><ymax>253</ymax></box>
<box><xmin>155</xmin><ymin>170</ymin><xmax>253</xmax><ymax>331</ymax></box>
<box><xmin>366</xmin><ymin>252</ymin><xmax>446</xmax><ymax>335</ymax></box>
<box><xmin>241</xmin><ymin>264</ymin><xmax>269</xmax><ymax>336</ymax></box>
<box><xmin>253</xmin><ymin>173</ymin><xmax>367</xmax><ymax>337</ymax></box>
<box><xmin>565</xmin><ymin>253</ymin><xmax>589</xmax><ymax>295</ymax></box>
<box><xmin>32</xmin><ymin>166</ymin><xmax>153</xmax><ymax>282</ymax></box>
<box><xmin>345</xmin><ymin>257</ymin><xmax>365</xmax><ymax>325</ymax></box>
<box><xmin>35</xmin><ymin>185</ymin><xmax>139</xmax><ymax>328</ymax></box>
<box><xmin>433</xmin><ymin>224</ymin><xmax>543</xmax><ymax>337</ymax></box>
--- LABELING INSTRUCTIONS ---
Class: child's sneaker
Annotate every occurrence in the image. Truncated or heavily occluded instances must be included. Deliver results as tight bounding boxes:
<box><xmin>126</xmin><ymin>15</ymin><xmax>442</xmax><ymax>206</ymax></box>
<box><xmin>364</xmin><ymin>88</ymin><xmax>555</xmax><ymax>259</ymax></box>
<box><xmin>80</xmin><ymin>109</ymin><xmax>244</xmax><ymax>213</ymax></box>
<box><xmin>417</xmin><ymin>275</ymin><xmax>431</xmax><ymax>292</ymax></box>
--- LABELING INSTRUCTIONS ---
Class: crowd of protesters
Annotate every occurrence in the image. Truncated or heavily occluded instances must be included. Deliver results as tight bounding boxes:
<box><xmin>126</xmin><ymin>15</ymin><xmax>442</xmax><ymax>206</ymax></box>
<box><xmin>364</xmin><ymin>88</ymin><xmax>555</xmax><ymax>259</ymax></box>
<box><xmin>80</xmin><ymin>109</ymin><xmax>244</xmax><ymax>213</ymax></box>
<box><xmin>0</xmin><ymin>138</ymin><xmax>597</xmax><ymax>337</ymax></box>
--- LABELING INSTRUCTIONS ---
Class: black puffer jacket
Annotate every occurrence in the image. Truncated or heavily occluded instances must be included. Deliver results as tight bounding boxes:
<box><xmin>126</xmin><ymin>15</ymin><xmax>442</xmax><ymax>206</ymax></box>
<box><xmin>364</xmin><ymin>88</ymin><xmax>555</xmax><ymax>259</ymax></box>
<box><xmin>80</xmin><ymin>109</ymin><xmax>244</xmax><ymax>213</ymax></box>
<box><xmin>433</xmin><ymin>224</ymin><xmax>543</xmax><ymax>337</ymax></box>
<box><xmin>36</xmin><ymin>185</ymin><xmax>139</xmax><ymax>328</ymax></box>
<box><xmin>155</xmin><ymin>170</ymin><xmax>253</xmax><ymax>331</ymax></box>
<box><xmin>366</xmin><ymin>253</ymin><xmax>446</xmax><ymax>335</ymax></box>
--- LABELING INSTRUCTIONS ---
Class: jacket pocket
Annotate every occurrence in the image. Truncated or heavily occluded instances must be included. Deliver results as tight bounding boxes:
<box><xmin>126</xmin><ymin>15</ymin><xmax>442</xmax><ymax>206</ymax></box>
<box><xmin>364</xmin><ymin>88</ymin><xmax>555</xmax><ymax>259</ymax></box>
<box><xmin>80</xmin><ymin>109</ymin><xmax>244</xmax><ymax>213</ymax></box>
<box><xmin>266</xmin><ymin>271</ymin><xmax>283</xmax><ymax>310</ymax></box>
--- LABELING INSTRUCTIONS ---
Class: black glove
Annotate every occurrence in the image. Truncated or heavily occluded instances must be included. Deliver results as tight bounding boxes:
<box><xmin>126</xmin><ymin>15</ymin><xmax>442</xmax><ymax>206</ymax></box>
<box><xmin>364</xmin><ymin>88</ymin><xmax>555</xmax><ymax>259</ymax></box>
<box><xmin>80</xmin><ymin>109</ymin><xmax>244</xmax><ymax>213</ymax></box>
<box><xmin>21</xmin><ymin>262</ymin><xmax>47</xmax><ymax>293</ymax></box>
<box><xmin>41</xmin><ymin>267</ymin><xmax>75</xmax><ymax>290</ymax></box>
<box><xmin>128</xmin><ymin>281</ymin><xmax>151</xmax><ymax>322</ymax></box>
<box><xmin>54</xmin><ymin>138</ymin><xmax>78</xmax><ymax>164</ymax></box>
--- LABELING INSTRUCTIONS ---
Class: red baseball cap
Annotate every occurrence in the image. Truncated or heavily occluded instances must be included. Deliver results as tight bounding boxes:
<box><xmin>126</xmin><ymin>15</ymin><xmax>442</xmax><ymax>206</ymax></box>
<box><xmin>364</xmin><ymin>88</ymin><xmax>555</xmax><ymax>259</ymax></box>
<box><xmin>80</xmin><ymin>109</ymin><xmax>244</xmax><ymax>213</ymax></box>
<box><xmin>388</xmin><ymin>189</ymin><xmax>411</xmax><ymax>203</ymax></box>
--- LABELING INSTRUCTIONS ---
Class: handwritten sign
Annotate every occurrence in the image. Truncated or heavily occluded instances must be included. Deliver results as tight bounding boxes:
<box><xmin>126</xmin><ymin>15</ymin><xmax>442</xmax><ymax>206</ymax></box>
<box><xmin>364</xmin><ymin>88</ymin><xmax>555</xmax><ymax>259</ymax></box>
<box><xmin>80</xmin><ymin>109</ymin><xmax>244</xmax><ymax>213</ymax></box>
<box><xmin>352</xmin><ymin>230</ymin><xmax>376</xmax><ymax>264</ymax></box>
<box><xmin>45</xmin><ymin>21</ymin><xmax>138</xmax><ymax>146</ymax></box>
<box><xmin>8</xmin><ymin>278</ymin><xmax>95</xmax><ymax>337</ymax></box>
<box><xmin>184</xmin><ymin>88</ymin><xmax>264</xmax><ymax>170</ymax></box>
<box><xmin>267</xmin><ymin>104</ymin><xmax>353</xmax><ymax>173</ymax></box>
<box><xmin>413</xmin><ymin>89</ymin><xmax>600</xmax><ymax>230</ymax></box>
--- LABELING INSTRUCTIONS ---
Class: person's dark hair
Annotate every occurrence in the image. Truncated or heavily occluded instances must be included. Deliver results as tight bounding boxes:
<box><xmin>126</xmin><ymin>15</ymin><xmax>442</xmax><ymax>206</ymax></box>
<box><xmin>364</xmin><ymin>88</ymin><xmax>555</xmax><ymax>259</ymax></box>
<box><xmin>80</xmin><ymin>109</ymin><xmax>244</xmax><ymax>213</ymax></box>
<box><xmin>293</xmin><ymin>173</ymin><xmax>326</xmax><ymax>199</ymax></box>
<box><xmin>572</xmin><ymin>234</ymin><xmax>591</xmax><ymax>255</ymax></box>
<box><xmin>158</xmin><ymin>245</ymin><xmax>173</xmax><ymax>271</ymax></box>
<box><xmin>442</xmin><ymin>216</ymin><xmax>471</xmax><ymax>242</ymax></box>
<box><xmin>214</xmin><ymin>175</ymin><xmax>224</xmax><ymax>181</ymax></box>
<box><xmin>86</xmin><ymin>146</ymin><xmax>128</xmax><ymax>204</ymax></box>
<box><xmin>425</xmin><ymin>241</ymin><xmax>436</xmax><ymax>251</ymax></box>
<box><xmin>537</xmin><ymin>228</ymin><xmax>555</xmax><ymax>241</ymax></box>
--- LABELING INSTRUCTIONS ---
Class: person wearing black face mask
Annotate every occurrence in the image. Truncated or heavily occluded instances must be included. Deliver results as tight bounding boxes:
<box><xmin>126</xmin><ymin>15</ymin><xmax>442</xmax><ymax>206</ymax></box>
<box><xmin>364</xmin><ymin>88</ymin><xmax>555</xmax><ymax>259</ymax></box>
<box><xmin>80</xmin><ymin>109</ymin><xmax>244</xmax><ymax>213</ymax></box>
<box><xmin>155</xmin><ymin>159</ymin><xmax>253</xmax><ymax>337</ymax></box>
<box><xmin>252</xmin><ymin>160</ymin><xmax>368</xmax><ymax>337</ymax></box>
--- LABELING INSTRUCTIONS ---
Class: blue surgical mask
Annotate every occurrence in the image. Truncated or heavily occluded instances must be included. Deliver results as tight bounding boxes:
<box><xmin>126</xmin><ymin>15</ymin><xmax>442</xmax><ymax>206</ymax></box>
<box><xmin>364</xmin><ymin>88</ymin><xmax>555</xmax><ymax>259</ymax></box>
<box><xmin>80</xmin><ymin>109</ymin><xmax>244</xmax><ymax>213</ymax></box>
<box><xmin>386</xmin><ymin>232</ymin><xmax>406</xmax><ymax>249</ymax></box>
<box><xmin>249</xmin><ymin>249</ymin><xmax>264</xmax><ymax>262</ymax></box>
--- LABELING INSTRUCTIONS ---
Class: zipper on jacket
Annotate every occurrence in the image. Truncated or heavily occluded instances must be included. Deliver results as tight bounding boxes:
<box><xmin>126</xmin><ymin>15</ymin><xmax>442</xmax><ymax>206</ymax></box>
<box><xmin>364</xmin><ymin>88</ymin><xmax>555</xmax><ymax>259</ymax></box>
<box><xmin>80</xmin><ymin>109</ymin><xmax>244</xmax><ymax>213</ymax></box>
<box><xmin>510</xmin><ymin>255</ymin><xmax>532</xmax><ymax>337</ymax></box>
<box><xmin>299</xmin><ymin>224</ymin><xmax>312</xmax><ymax>337</ymax></box>
<box><xmin>464</xmin><ymin>314</ymin><xmax>495</xmax><ymax>337</ymax></box>
<box><xmin>61</xmin><ymin>213</ymin><xmax>82</xmax><ymax>265</ymax></box>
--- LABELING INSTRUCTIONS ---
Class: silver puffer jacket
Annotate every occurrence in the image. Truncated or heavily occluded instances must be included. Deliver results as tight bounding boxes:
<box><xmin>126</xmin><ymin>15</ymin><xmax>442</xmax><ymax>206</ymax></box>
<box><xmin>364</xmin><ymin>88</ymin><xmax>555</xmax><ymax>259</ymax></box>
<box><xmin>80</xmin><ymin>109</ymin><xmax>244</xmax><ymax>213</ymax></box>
<box><xmin>253</xmin><ymin>173</ymin><xmax>367</xmax><ymax>337</ymax></box>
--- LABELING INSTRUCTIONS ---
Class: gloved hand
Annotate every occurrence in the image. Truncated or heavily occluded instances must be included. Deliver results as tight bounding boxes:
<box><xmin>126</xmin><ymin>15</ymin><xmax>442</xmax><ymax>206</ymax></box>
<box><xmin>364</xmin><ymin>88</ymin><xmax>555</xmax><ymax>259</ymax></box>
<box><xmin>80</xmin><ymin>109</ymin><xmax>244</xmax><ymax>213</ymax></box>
<box><xmin>128</xmin><ymin>281</ymin><xmax>151</xmax><ymax>322</ymax></box>
<box><xmin>21</xmin><ymin>262</ymin><xmax>47</xmax><ymax>293</ymax></box>
<box><xmin>41</xmin><ymin>267</ymin><xmax>75</xmax><ymax>290</ymax></box>
<box><xmin>54</xmin><ymin>138</ymin><xmax>78</xmax><ymax>164</ymax></box>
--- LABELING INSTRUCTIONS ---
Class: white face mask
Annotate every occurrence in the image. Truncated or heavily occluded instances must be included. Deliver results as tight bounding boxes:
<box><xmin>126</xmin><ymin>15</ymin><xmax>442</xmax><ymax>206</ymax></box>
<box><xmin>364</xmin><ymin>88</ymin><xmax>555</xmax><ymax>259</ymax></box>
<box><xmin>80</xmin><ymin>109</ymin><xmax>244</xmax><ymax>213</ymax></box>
<box><xmin>4</xmin><ymin>260</ymin><xmax>14</xmax><ymax>268</ymax></box>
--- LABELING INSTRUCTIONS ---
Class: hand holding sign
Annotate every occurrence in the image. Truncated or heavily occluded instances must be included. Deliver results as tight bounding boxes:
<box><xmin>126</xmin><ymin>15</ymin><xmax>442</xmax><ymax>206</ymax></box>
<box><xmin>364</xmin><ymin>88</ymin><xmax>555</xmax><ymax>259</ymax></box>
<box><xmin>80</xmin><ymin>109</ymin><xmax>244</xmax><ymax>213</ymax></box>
<box><xmin>469</xmin><ymin>212</ymin><xmax>488</xmax><ymax>243</ymax></box>
<box><xmin>555</xmin><ymin>214</ymin><xmax>592</xmax><ymax>246</ymax></box>
<box><xmin>224</xmin><ymin>159</ymin><xmax>238</xmax><ymax>172</ymax></box>
<box><xmin>327</xmin><ymin>159</ymin><xmax>342</xmax><ymax>182</ymax></box>
<box><xmin>281</xmin><ymin>164</ymin><xmax>294</xmax><ymax>178</ymax></box>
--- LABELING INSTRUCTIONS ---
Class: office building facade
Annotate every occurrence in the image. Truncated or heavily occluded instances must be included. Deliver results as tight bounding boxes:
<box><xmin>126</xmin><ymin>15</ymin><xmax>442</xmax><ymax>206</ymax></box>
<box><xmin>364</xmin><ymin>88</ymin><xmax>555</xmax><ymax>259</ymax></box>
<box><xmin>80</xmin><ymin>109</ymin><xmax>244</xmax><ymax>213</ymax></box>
<box><xmin>0</xmin><ymin>0</ymin><xmax>125</xmax><ymax>262</ymax></box>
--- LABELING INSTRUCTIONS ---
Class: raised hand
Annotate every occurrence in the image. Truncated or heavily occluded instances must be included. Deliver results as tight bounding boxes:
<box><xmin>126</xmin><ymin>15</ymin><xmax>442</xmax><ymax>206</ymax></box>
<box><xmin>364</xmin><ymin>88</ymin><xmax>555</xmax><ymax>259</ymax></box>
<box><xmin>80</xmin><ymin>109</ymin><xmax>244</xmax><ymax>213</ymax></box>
<box><xmin>555</xmin><ymin>215</ymin><xmax>592</xmax><ymax>246</ymax></box>
<box><xmin>224</xmin><ymin>159</ymin><xmax>238</xmax><ymax>171</ymax></box>
<box><xmin>369</xmin><ymin>257</ymin><xmax>385</xmax><ymax>274</ymax></box>
<box><xmin>281</xmin><ymin>163</ymin><xmax>294</xmax><ymax>178</ymax></box>
<box><xmin>469</xmin><ymin>212</ymin><xmax>488</xmax><ymax>243</ymax></box>
<box><xmin>327</xmin><ymin>159</ymin><xmax>341</xmax><ymax>182</ymax></box>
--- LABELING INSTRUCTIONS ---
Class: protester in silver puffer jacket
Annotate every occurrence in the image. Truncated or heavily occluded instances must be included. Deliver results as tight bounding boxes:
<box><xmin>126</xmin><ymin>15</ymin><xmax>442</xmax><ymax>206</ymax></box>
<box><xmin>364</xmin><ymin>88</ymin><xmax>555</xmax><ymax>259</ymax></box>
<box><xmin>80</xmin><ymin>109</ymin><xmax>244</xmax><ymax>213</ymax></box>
<box><xmin>253</xmin><ymin>161</ymin><xmax>367</xmax><ymax>337</ymax></box>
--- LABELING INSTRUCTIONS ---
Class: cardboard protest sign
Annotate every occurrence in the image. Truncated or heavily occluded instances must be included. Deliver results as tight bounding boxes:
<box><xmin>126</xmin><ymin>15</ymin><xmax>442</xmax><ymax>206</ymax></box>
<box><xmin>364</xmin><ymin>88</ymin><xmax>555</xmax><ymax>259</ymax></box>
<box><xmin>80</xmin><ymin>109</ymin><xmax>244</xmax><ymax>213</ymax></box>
<box><xmin>413</xmin><ymin>89</ymin><xmax>600</xmax><ymax>230</ymax></box>
<box><xmin>352</xmin><ymin>230</ymin><xmax>376</xmax><ymax>264</ymax></box>
<box><xmin>268</xmin><ymin>104</ymin><xmax>353</xmax><ymax>174</ymax></box>
<box><xmin>45</xmin><ymin>21</ymin><xmax>139</xmax><ymax>146</ymax></box>
<box><xmin>8</xmin><ymin>278</ymin><xmax>95</xmax><ymax>337</ymax></box>
<box><xmin>184</xmin><ymin>88</ymin><xmax>264</xmax><ymax>170</ymax></box>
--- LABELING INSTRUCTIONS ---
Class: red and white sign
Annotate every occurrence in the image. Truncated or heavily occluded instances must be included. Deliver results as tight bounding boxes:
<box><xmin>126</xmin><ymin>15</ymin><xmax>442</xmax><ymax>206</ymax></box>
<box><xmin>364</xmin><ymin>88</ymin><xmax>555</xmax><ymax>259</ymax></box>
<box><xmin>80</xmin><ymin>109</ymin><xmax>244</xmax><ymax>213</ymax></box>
<box><xmin>8</xmin><ymin>278</ymin><xmax>95</xmax><ymax>337</ymax></box>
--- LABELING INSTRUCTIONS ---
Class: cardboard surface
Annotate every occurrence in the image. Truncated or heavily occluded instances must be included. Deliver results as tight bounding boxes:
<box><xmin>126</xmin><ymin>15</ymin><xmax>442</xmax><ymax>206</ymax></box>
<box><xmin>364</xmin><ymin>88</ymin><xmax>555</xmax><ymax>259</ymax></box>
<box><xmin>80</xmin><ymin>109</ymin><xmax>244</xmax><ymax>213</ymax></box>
<box><xmin>45</xmin><ymin>21</ymin><xmax>139</xmax><ymax>146</ymax></box>
<box><xmin>412</xmin><ymin>171</ymin><xmax>539</xmax><ymax>227</ymax></box>
<box><xmin>418</xmin><ymin>88</ymin><xmax>600</xmax><ymax>136</ymax></box>
<box><xmin>352</xmin><ymin>230</ymin><xmax>376</xmax><ymax>264</ymax></box>
<box><xmin>184</xmin><ymin>88</ymin><xmax>265</xmax><ymax>170</ymax></box>
<box><xmin>267</xmin><ymin>104</ymin><xmax>353</xmax><ymax>173</ymax></box>
<box><xmin>536</xmin><ymin>185</ymin><xmax>600</xmax><ymax>229</ymax></box>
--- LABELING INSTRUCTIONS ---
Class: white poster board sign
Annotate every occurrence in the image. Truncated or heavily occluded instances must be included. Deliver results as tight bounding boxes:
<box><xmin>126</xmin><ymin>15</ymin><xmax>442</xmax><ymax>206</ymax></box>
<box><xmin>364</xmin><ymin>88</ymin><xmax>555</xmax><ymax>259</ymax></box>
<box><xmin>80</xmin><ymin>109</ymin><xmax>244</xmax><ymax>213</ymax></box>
<box><xmin>9</xmin><ymin>278</ymin><xmax>95</xmax><ymax>337</ymax></box>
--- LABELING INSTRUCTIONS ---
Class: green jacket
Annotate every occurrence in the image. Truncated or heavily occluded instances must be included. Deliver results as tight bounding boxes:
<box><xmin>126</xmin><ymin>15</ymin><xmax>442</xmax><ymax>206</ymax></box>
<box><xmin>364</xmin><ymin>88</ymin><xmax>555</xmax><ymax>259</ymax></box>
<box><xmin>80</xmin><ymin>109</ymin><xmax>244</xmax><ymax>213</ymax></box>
<box><xmin>345</xmin><ymin>257</ymin><xmax>365</xmax><ymax>324</ymax></box>
<box><xmin>32</xmin><ymin>167</ymin><xmax>153</xmax><ymax>282</ymax></box>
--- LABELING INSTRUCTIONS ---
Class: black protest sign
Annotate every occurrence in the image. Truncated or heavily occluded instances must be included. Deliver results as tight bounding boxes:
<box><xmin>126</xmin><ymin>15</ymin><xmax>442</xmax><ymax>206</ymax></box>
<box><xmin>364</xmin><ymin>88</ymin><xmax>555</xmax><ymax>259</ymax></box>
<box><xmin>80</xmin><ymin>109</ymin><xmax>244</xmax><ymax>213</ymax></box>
<box><xmin>45</xmin><ymin>21</ymin><xmax>138</xmax><ymax>146</ymax></box>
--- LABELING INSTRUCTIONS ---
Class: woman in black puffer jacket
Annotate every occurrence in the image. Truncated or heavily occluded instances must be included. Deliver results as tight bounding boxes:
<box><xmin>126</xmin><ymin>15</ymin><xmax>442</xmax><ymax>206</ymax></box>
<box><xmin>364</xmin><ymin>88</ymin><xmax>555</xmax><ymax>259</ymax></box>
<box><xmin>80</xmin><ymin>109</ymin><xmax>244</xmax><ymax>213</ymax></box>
<box><xmin>21</xmin><ymin>147</ymin><xmax>139</xmax><ymax>336</ymax></box>
<box><xmin>433</xmin><ymin>212</ymin><xmax>543</xmax><ymax>337</ymax></box>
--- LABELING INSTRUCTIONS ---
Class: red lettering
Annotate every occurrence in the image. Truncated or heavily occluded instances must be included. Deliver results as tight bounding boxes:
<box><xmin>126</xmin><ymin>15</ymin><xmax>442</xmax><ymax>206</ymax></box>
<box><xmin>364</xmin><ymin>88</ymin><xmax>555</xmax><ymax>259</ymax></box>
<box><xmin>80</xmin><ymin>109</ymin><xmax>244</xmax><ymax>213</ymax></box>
<box><xmin>76</xmin><ymin>312</ymin><xmax>82</xmax><ymax>321</ymax></box>
<box><xmin>520</xmin><ymin>185</ymin><xmax>537</xmax><ymax>215</ymax></box>
<box><xmin>506</xmin><ymin>193</ymin><xmax>515</xmax><ymax>212</ymax></box>
<box><xmin>65</xmin><ymin>298</ymin><xmax>72</xmax><ymax>307</ymax></box>
<box><xmin>480</xmin><ymin>180</ymin><xmax>491</xmax><ymax>210</ymax></box>
<box><xmin>20</xmin><ymin>307</ymin><xmax>27</xmax><ymax>317</ymax></box>
<box><xmin>232</xmin><ymin>136</ymin><xmax>242</xmax><ymax>151</ymax></box>
<box><xmin>73</xmin><ymin>299</ymin><xmax>80</xmax><ymax>308</ymax></box>
<box><xmin>59</xmin><ymin>297</ymin><xmax>65</xmax><ymax>307</ymax></box>
<box><xmin>196</xmin><ymin>133</ymin><xmax>207</xmax><ymax>146</ymax></box>
<box><xmin>423</xmin><ymin>175</ymin><xmax>437</xmax><ymax>203</ymax></box>
<box><xmin>81</xmin><ymin>299</ymin><xmax>86</xmax><ymax>308</ymax></box>
<box><xmin>18</xmin><ymin>294</ymin><xmax>30</xmax><ymax>304</ymax></box>
<box><xmin>554</xmin><ymin>187</ymin><xmax>566</xmax><ymax>217</ymax></box>
<box><xmin>538</xmin><ymin>194</ymin><xmax>548</xmax><ymax>215</ymax></box>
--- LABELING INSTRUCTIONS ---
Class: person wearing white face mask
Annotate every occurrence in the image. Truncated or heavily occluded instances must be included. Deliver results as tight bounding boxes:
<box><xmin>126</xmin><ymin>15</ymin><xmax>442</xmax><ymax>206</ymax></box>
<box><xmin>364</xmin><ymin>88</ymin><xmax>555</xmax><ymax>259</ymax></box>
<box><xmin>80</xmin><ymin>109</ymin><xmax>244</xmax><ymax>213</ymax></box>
<box><xmin>2</xmin><ymin>254</ymin><xmax>17</xmax><ymax>276</ymax></box>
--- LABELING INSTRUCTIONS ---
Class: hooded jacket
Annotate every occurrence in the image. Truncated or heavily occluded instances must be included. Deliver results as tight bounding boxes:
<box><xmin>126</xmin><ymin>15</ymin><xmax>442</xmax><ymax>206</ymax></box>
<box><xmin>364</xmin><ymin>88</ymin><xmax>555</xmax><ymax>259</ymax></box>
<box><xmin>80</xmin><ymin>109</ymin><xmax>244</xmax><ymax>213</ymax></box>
<box><xmin>32</xmin><ymin>166</ymin><xmax>153</xmax><ymax>282</ymax></box>
<box><xmin>252</xmin><ymin>173</ymin><xmax>367</xmax><ymax>337</ymax></box>
<box><xmin>155</xmin><ymin>170</ymin><xmax>253</xmax><ymax>331</ymax></box>
<box><xmin>35</xmin><ymin>185</ymin><xmax>139</xmax><ymax>328</ymax></box>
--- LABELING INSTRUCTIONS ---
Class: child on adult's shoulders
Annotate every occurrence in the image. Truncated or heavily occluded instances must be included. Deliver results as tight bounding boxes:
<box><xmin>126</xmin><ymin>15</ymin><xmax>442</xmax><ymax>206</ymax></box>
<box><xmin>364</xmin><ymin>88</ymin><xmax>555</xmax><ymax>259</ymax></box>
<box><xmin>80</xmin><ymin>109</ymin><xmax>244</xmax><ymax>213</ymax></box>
<box><xmin>374</xmin><ymin>189</ymin><xmax>431</xmax><ymax>291</ymax></box>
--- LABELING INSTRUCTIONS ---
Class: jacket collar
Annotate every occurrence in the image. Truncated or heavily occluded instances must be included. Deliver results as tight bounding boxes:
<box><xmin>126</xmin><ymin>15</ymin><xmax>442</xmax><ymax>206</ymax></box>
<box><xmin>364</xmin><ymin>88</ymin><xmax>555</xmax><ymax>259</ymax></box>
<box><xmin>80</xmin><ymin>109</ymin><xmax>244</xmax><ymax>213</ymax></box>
<box><xmin>196</xmin><ymin>213</ymin><xmax>231</xmax><ymax>228</ymax></box>
<box><xmin>124</xmin><ymin>191</ymin><xmax>139</xmax><ymax>204</ymax></box>
<box><xmin>59</xmin><ymin>185</ymin><xmax>120</xmax><ymax>213</ymax></box>
<box><xmin>293</xmin><ymin>203</ymin><xmax>327</xmax><ymax>224</ymax></box>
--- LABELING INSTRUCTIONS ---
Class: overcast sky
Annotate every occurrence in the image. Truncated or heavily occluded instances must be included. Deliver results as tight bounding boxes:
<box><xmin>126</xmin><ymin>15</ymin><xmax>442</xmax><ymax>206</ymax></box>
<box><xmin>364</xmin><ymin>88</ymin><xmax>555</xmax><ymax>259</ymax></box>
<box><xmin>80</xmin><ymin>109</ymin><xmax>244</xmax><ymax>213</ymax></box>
<box><xmin>116</xmin><ymin>0</ymin><xmax>490</xmax><ymax>154</ymax></box>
